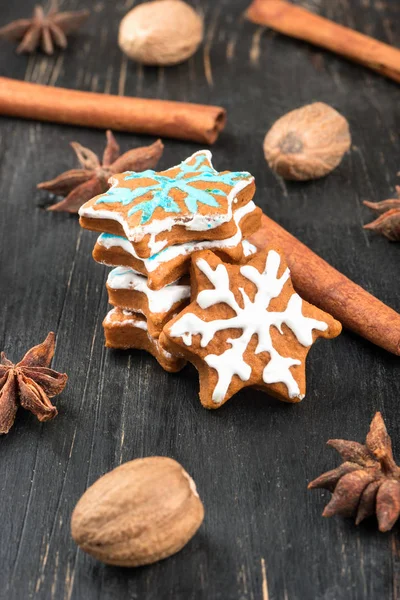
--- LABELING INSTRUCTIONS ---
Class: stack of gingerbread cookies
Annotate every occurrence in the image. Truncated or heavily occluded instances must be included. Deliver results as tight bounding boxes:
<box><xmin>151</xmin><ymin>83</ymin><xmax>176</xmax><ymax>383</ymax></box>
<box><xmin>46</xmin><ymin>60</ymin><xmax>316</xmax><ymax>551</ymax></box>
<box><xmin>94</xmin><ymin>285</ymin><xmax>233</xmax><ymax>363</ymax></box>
<box><xmin>79</xmin><ymin>150</ymin><xmax>261</xmax><ymax>372</ymax></box>
<box><xmin>79</xmin><ymin>150</ymin><xmax>341</xmax><ymax>408</ymax></box>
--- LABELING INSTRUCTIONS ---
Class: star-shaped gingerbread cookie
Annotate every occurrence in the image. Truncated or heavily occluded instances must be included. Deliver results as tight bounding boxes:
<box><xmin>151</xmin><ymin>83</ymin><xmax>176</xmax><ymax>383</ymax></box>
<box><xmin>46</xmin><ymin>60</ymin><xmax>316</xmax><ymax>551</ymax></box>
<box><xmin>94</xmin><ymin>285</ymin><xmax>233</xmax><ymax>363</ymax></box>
<box><xmin>93</xmin><ymin>199</ymin><xmax>261</xmax><ymax>290</ymax></box>
<box><xmin>106</xmin><ymin>267</ymin><xmax>190</xmax><ymax>338</ymax></box>
<box><xmin>161</xmin><ymin>249</ymin><xmax>342</xmax><ymax>409</ymax></box>
<box><xmin>79</xmin><ymin>150</ymin><xmax>256</xmax><ymax>258</ymax></box>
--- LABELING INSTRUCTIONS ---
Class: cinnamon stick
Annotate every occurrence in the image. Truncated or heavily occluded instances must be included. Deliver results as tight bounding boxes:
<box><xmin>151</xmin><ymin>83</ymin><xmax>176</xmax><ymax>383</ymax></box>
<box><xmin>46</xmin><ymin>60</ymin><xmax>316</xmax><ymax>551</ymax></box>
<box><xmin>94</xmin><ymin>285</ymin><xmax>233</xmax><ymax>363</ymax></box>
<box><xmin>250</xmin><ymin>213</ymin><xmax>400</xmax><ymax>356</ymax></box>
<box><xmin>0</xmin><ymin>77</ymin><xmax>226</xmax><ymax>144</ymax></box>
<box><xmin>246</xmin><ymin>0</ymin><xmax>400</xmax><ymax>84</ymax></box>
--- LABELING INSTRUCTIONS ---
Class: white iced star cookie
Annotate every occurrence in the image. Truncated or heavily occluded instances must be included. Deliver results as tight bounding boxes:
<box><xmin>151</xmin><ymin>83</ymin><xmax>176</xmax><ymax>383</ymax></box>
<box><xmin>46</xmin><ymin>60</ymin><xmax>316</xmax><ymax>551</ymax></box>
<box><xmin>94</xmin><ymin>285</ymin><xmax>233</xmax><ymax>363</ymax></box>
<box><xmin>161</xmin><ymin>249</ymin><xmax>342</xmax><ymax>408</ymax></box>
<box><xmin>93</xmin><ymin>199</ymin><xmax>261</xmax><ymax>290</ymax></box>
<box><xmin>106</xmin><ymin>268</ymin><xmax>190</xmax><ymax>338</ymax></box>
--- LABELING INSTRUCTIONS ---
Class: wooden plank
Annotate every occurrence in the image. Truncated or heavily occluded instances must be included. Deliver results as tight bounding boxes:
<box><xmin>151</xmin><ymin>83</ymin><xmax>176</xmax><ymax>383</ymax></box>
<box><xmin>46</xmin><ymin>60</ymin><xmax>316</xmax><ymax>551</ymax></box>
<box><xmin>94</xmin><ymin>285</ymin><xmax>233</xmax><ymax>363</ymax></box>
<box><xmin>0</xmin><ymin>0</ymin><xmax>399</xmax><ymax>599</ymax></box>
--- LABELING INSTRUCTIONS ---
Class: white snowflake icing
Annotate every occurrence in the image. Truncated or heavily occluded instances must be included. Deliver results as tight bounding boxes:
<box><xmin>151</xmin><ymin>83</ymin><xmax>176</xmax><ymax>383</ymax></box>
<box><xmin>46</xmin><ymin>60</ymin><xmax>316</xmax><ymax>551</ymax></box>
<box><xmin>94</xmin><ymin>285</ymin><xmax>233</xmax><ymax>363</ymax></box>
<box><xmin>169</xmin><ymin>250</ymin><xmax>329</xmax><ymax>404</ymax></box>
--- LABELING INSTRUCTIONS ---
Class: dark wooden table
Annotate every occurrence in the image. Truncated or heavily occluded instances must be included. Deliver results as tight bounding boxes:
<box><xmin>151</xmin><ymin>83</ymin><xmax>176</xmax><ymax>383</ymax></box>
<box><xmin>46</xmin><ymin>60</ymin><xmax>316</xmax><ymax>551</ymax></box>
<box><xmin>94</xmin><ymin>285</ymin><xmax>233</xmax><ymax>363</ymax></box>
<box><xmin>0</xmin><ymin>1</ymin><xmax>399</xmax><ymax>598</ymax></box>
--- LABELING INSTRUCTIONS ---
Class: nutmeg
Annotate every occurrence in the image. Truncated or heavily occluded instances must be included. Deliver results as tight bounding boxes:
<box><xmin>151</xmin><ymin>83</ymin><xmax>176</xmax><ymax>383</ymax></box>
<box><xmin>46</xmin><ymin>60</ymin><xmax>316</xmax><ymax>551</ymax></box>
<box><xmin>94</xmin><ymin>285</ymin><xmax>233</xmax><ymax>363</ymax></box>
<box><xmin>263</xmin><ymin>102</ymin><xmax>351</xmax><ymax>181</ymax></box>
<box><xmin>118</xmin><ymin>0</ymin><xmax>203</xmax><ymax>66</ymax></box>
<box><xmin>71</xmin><ymin>457</ymin><xmax>204</xmax><ymax>567</ymax></box>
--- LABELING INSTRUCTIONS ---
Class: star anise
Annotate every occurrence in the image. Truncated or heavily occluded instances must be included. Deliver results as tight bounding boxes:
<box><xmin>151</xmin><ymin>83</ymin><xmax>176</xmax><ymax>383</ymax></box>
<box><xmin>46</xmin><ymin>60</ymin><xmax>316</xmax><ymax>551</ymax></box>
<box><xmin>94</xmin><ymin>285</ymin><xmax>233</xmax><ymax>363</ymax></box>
<box><xmin>0</xmin><ymin>2</ymin><xmax>89</xmax><ymax>55</ymax></box>
<box><xmin>309</xmin><ymin>412</ymin><xmax>400</xmax><ymax>532</ymax></box>
<box><xmin>37</xmin><ymin>132</ymin><xmax>164</xmax><ymax>213</ymax></box>
<box><xmin>363</xmin><ymin>185</ymin><xmax>400</xmax><ymax>241</ymax></box>
<box><xmin>0</xmin><ymin>332</ymin><xmax>68</xmax><ymax>434</ymax></box>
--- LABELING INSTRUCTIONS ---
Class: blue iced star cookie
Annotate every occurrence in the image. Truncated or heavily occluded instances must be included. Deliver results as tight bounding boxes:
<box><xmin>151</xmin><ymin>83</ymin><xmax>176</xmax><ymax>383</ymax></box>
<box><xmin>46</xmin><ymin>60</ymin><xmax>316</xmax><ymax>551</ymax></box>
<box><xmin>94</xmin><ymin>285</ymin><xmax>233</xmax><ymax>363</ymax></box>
<box><xmin>79</xmin><ymin>150</ymin><xmax>256</xmax><ymax>255</ymax></box>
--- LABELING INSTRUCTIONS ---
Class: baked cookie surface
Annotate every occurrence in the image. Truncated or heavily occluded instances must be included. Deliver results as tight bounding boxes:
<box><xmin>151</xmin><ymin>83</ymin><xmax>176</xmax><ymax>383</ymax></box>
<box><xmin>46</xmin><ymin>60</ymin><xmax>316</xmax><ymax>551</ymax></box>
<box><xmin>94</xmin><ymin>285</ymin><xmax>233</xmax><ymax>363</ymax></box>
<box><xmin>161</xmin><ymin>249</ymin><xmax>342</xmax><ymax>408</ymax></box>
<box><xmin>103</xmin><ymin>308</ymin><xmax>186</xmax><ymax>373</ymax></box>
<box><xmin>106</xmin><ymin>268</ymin><xmax>190</xmax><ymax>337</ymax></box>
<box><xmin>79</xmin><ymin>150</ymin><xmax>255</xmax><ymax>257</ymax></box>
<box><xmin>94</xmin><ymin>201</ymin><xmax>261</xmax><ymax>290</ymax></box>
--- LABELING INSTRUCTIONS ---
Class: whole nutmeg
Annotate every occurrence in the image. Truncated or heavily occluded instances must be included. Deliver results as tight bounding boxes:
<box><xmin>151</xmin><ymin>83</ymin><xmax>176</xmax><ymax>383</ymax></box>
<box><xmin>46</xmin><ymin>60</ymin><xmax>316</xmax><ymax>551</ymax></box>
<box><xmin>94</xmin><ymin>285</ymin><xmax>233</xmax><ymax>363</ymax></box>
<box><xmin>118</xmin><ymin>0</ymin><xmax>203</xmax><ymax>66</ymax></box>
<box><xmin>71</xmin><ymin>457</ymin><xmax>204</xmax><ymax>567</ymax></box>
<box><xmin>263</xmin><ymin>102</ymin><xmax>351</xmax><ymax>181</ymax></box>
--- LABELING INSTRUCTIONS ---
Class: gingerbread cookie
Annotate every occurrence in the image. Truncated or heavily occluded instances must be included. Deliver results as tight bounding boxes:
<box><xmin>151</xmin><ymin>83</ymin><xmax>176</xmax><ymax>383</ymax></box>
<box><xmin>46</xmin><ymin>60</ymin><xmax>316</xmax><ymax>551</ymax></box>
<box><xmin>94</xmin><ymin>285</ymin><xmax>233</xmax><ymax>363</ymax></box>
<box><xmin>103</xmin><ymin>308</ymin><xmax>186</xmax><ymax>373</ymax></box>
<box><xmin>161</xmin><ymin>249</ymin><xmax>342</xmax><ymax>408</ymax></box>
<box><xmin>94</xmin><ymin>201</ymin><xmax>261</xmax><ymax>290</ymax></box>
<box><xmin>241</xmin><ymin>239</ymin><xmax>258</xmax><ymax>260</ymax></box>
<box><xmin>106</xmin><ymin>268</ymin><xmax>190</xmax><ymax>338</ymax></box>
<box><xmin>79</xmin><ymin>150</ymin><xmax>256</xmax><ymax>258</ymax></box>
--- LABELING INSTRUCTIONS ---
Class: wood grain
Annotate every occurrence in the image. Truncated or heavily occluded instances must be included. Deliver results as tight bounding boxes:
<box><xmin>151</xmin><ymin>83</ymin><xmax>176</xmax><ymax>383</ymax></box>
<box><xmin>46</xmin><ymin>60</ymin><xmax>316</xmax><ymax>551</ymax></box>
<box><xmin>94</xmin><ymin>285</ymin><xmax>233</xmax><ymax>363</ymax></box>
<box><xmin>246</xmin><ymin>0</ymin><xmax>400</xmax><ymax>83</ymax></box>
<box><xmin>0</xmin><ymin>1</ymin><xmax>399</xmax><ymax>599</ymax></box>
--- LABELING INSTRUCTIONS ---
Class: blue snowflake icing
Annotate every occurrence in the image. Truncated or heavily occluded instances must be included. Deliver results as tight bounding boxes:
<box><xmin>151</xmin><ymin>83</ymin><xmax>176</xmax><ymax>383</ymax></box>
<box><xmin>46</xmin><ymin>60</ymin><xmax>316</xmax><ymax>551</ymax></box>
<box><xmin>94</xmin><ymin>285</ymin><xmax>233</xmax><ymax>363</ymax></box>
<box><xmin>95</xmin><ymin>152</ymin><xmax>252</xmax><ymax>224</ymax></box>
